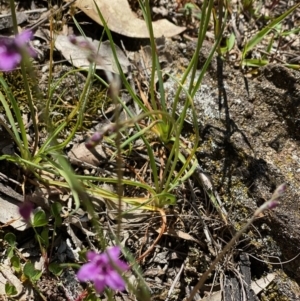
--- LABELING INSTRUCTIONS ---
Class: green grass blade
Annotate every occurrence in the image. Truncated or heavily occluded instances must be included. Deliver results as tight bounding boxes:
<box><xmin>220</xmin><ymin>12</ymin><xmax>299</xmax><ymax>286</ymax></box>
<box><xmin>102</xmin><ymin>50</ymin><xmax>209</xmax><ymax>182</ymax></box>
<box><xmin>284</xmin><ymin>64</ymin><xmax>300</xmax><ymax>70</ymax></box>
<box><xmin>242</xmin><ymin>3</ymin><xmax>300</xmax><ymax>59</ymax></box>
<box><xmin>0</xmin><ymin>80</ymin><xmax>29</xmax><ymax>156</ymax></box>
<box><xmin>139</xmin><ymin>0</ymin><xmax>159</xmax><ymax>111</ymax></box>
<box><xmin>188</xmin><ymin>0</ymin><xmax>212</xmax><ymax>94</ymax></box>
<box><xmin>242</xmin><ymin>58</ymin><xmax>269</xmax><ymax>67</ymax></box>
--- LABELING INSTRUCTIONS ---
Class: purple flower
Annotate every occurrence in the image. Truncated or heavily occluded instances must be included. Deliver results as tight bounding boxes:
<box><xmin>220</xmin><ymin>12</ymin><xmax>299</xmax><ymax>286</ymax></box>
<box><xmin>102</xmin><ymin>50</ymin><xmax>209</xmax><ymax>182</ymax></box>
<box><xmin>0</xmin><ymin>30</ymin><xmax>36</xmax><ymax>71</ymax></box>
<box><xmin>271</xmin><ymin>183</ymin><xmax>287</xmax><ymax>200</ymax></box>
<box><xmin>19</xmin><ymin>201</ymin><xmax>33</xmax><ymax>222</ymax></box>
<box><xmin>85</xmin><ymin>131</ymin><xmax>103</xmax><ymax>149</ymax></box>
<box><xmin>77</xmin><ymin>246</ymin><xmax>129</xmax><ymax>294</ymax></box>
<box><xmin>85</xmin><ymin>124</ymin><xmax>117</xmax><ymax>149</ymax></box>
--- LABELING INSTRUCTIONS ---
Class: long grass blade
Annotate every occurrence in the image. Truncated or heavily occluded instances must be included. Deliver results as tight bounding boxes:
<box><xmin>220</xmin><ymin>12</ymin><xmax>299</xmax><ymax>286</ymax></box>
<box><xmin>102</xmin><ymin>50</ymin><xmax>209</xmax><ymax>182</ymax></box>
<box><xmin>242</xmin><ymin>3</ymin><xmax>300</xmax><ymax>59</ymax></box>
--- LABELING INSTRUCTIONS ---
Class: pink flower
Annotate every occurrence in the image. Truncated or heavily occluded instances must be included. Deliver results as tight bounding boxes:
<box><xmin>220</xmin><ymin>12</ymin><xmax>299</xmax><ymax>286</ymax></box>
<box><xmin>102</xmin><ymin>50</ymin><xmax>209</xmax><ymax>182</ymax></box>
<box><xmin>0</xmin><ymin>30</ymin><xmax>36</xmax><ymax>71</ymax></box>
<box><xmin>77</xmin><ymin>246</ymin><xmax>129</xmax><ymax>294</ymax></box>
<box><xmin>19</xmin><ymin>201</ymin><xmax>33</xmax><ymax>222</ymax></box>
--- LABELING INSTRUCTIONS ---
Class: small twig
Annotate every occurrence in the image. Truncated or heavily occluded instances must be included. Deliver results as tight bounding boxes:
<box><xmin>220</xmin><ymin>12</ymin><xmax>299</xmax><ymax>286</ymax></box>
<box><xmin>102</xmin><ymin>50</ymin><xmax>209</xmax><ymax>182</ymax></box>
<box><xmin>27</xmin><ymin>0</ymin><xmax>76</xmax><ymax>31</ymax></box>
<box><xmin>137</xmin><ymin>207</ymin><xmax>166</xmax><ymax>262</ymax></box>
<box><xmin>166</xmin><ymin>263</ymin><xmax>184</xmax><ymax>301</ymax></box>
<box><xmin>24</xmin><ymin>8</ymin><xmax>48</xmax><ymax>14</ymax></box>
<box><xmin>0</xmin><ymin>182</ymin><xmax>23</xmax><ymax>202</ymax></box>
<box><xmin>247</xmin><ymin>252</ymin><xmax>300</xmax><ymax>266</ymax></box>
<box><xmin>187</xmin><ymin>179</ymin><xmax>217</xmax><ymax>256</ymax></box>
<box><xmin>0</xmin><ymin>8</ymin><xmax>47</xmax><ymax>18</ymax></box>
<box><xmin>0</xmin><ymin>172</ymin><xmax>22</xmax><ymax>186</ymax></box>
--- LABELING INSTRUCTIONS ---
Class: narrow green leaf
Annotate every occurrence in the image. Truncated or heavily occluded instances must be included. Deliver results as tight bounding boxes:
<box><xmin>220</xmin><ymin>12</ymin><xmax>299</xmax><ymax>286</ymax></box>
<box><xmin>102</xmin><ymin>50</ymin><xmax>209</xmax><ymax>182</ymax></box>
<box><xmin>265</xmin><ymin>34</ymin><xmax>274</xmax><ymax>55</ymax></box>
<box><xmin>0</xmin><ymin>88</ymin><xmax>24</xmax><ymax>149</ymax></box>
<box><xmin>243</xmin><ymin>3</ymin><xmax>300</xmax><ymax>58</ymax></box>
<box><xmin>227</xmin><ymin>33</ymin><xmax>235</xmax><ymax>52</ymax></box>
<box><xmin>242</xmin><ymin>58</ymin><xmax>269</xmax><ymax>67</ymax></box>
<box><xmin>284</xmin><ymin>64</ymin><xmax>300</xmax><ymax>70</ymax></box>
<box><xmin>281</xmin><ymin>27</ymin><xmax>300</xmax><ymax>36</ymax></box>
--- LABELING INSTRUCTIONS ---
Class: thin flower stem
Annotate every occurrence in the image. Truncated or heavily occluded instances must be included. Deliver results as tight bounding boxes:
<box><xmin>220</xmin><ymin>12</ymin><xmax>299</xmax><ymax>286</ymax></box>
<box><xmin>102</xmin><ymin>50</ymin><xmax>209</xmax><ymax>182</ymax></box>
<box><xmin>45</xmin><ymin>10</ymin><xmax>55</xmax><ymax>126</ymax></box>
<box><xmin>8</xmin><ymin>0</ymin><xmax>18</xmax><ymax>34</ymax></box>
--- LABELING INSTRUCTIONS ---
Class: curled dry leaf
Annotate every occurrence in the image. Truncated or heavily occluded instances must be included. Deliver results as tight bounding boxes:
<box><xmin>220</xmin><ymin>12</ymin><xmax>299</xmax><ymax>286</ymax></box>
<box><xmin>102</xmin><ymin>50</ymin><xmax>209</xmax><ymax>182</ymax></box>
<box><xmin>55</xmin><ymin>35</ymin><xmax>130</xmax><ymax>74</ymax></box>
<box><xmin>65</xmin><ymin>0</ymin><xmax>185</xmax><ymax>38</ymax></box>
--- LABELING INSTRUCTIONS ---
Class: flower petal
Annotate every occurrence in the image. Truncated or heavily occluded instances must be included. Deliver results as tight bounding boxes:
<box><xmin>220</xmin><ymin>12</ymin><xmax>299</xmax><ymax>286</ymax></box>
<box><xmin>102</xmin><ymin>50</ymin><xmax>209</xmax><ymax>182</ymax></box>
<box><xmin>86</xmin><ymin>250</ymin><xmax>99</xmax><ymax>261</ymax></box>
<box><xmin>27</xmin><ymin>46</ymin><xmax>37</xmax><ymax>58</ymax></box>
<box><xmin>0</xmin><ymin>37</ymin><xmax>14</xmax><ymax>48</ymax></box>
<box><xmin>114</xmin><ymin>259</ymin><xmax>129</xmax><ymax>272</ymax></box>
<box><xmin>19</xmin><ymin>201</ymin><xmax>33</xmax><ymax>221</ymax></box>
<box><xmin>0</xmin><ymin>52</ymin><xmax>21</xmax><ymax>71</ymax></box>
<box><xmin>93</xmin><ymin>275</ymin><xmax>106</xmax><ymax>294</ymax></box>
<box><xmin>77</xmin><ymin>262</ymin><xmax>101</xmax><ymax>282</ymax></box>
<box><xmin>105</xmin><ymin>270</ymin><xmax>126</xmax><ymax>291</ymax></box>
<box><xmin>102</xmin><ymin>246</ymin><xmax>121</xmax><ymax>264</ymax></box>
<box><xmin>15</xmin><ymin>30</ymin><xmax>33</xmax><ymax>46</ymax></box>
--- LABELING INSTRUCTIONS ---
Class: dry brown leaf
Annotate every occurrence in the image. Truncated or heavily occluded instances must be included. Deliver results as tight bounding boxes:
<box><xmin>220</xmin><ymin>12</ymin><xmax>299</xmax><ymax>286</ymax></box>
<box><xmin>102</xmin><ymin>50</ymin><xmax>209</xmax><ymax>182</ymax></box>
<box><xmin>55</xmin><ymin>35</ymin><xmax>130</xmax><ymax>73</ymax></box>
<box><xmin>68</xmin><ymin>142</ymin><xmax>108</xmax><ymax>166</ymax></box>
<box><xmin>67</xmin><ymin>0</ymin><xmax>185</xmax><ymax>38</ymax></box>
<box><xmin>131</xmin><ymin>37</ymin><xmax>173</xmax><ymax>84</ymax></box>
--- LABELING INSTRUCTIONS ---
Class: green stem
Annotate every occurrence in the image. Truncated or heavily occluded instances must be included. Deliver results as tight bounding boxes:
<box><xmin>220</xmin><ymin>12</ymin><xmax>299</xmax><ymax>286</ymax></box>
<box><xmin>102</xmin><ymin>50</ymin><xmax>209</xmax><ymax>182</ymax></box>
<box><xmin>8</xmin><ymin>0</ymin><xmax>18</xmax><ymax>34</ymax></box>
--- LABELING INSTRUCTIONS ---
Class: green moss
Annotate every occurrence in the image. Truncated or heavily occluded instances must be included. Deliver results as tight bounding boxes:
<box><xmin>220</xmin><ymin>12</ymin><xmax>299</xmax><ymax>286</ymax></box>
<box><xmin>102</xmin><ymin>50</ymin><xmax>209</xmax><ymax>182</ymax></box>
<box><xmin>0</xmin><ymin>69</ymin><xmax>110</xmax><ymax>137</ymax></box>
<box><xmin>260</xmin><ymin>282</ymin><xmax>289</xmax><ymax>301</ymax></box>
<box><xmin>51</xmin><ymin>85</ymin><xmax>109</xmax><ymax>131</ymax></box>
<box><xmin>0</xmin><ymin>69</ymin><xmax>36</xmax><ymax>114</ymax></box>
